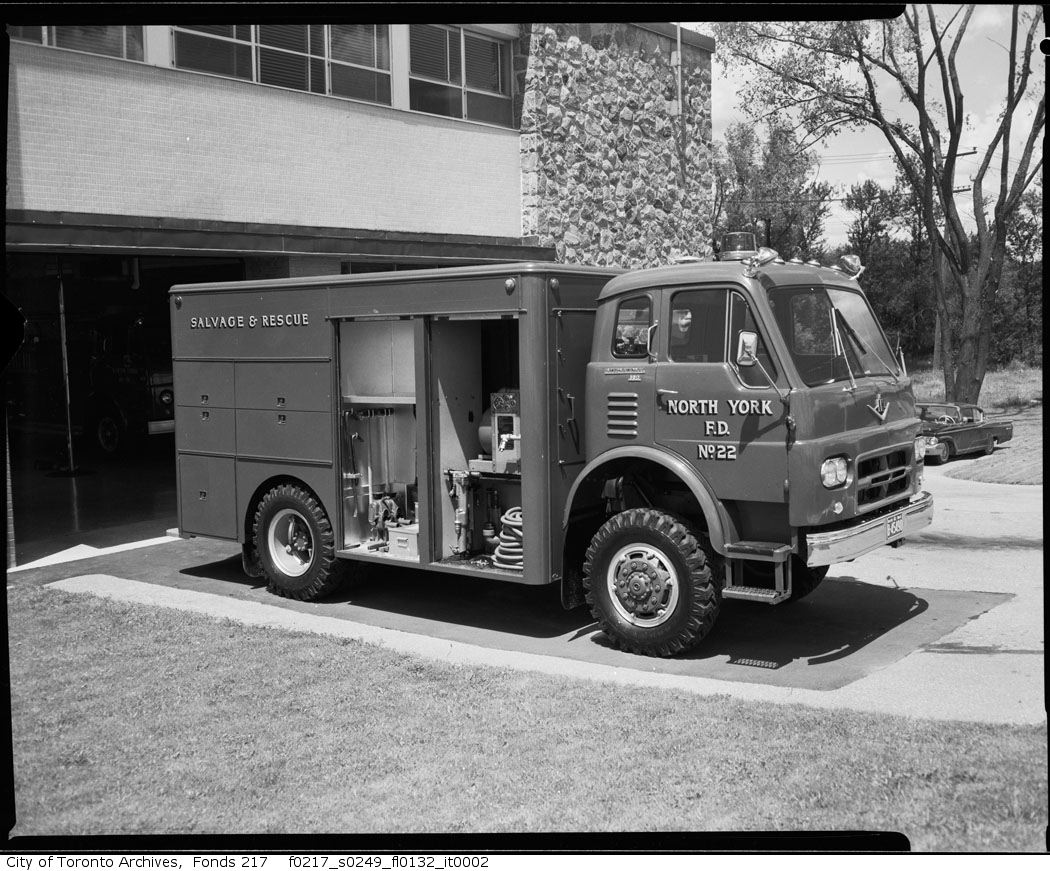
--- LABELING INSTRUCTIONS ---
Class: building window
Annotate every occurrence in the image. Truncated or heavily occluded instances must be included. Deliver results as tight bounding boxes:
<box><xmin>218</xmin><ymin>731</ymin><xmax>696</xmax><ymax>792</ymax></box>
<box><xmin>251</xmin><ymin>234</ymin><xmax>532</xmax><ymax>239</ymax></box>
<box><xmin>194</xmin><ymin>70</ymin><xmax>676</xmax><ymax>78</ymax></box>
<box><xmin>171</xmin><ymin>24</ymin><xmax>391</xmax><ymax>105</ymax></box>
<box><xmin>9</xmin><ymin>25</ymin><xmax>144</xmax><ymax>61</ymax></box>
<box><xmin>409</xmin><ymin>24</ymin><xmax>512</xmax><ymax>126</ymax></box>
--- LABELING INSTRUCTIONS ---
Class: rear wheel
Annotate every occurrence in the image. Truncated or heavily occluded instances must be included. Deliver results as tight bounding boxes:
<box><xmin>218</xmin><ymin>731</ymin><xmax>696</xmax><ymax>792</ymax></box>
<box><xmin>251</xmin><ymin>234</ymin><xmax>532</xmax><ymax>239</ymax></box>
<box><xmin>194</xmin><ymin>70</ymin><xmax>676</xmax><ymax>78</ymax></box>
<box><xmin>254</xmin><ymin>484</ymin><xmax>342</xmax><ymax>601</ymax></box>
<box><xmin>583</xmin><ymin>509</ymin><xmax>719</xmax><ymax>657</ymax></box>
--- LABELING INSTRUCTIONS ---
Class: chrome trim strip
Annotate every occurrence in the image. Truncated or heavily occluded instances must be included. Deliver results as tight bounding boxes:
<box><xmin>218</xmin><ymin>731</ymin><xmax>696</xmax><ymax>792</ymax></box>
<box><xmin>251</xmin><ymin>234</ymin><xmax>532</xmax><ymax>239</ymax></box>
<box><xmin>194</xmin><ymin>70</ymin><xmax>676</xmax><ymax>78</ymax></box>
<box><xmin>805</xmin><ymin>491</ymin><xmax>933</xmax><ymax>567</ymax></box>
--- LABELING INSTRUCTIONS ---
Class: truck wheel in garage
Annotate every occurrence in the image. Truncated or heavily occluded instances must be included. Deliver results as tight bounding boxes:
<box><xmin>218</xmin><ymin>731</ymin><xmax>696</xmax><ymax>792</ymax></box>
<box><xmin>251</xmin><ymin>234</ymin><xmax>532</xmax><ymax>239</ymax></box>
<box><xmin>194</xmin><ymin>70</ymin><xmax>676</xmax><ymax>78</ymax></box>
<box><xmin>87</xmin><ymin>408</ymin><xmax>126</xmax><ymax>458</ymax></box>
<box><xmin>254</xmin><ymin>484</ymin><xmax>343</xmax><ymax>601</ymax></box>
<box><xmin>583</xmin><ymin>508</ymin><xmax>720</xmax><ymax>657</ymax></box>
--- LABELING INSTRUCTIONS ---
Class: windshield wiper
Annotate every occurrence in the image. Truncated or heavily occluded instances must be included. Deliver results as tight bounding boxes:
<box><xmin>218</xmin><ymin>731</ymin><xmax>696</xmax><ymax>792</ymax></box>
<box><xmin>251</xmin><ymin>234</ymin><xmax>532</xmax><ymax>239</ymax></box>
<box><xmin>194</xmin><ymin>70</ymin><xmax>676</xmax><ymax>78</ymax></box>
<box><xmin>833</xmin><ymin>308</ymin><xmax>899</xmax><ymax>382</ymax></box>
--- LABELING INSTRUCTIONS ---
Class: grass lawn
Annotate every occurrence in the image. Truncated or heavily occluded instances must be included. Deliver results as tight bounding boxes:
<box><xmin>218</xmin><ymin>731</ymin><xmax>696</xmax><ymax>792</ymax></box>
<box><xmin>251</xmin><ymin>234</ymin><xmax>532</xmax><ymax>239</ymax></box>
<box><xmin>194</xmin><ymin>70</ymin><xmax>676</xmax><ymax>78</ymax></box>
<box><xmin>910</xmin><ymin>365</ymin><xmax>1043</xmax><ymax>485</ymax></box>
<box><xmin>8</xmin><ymin>583</ymin><xmax>1047</xmax><ymax>849</ymax></box>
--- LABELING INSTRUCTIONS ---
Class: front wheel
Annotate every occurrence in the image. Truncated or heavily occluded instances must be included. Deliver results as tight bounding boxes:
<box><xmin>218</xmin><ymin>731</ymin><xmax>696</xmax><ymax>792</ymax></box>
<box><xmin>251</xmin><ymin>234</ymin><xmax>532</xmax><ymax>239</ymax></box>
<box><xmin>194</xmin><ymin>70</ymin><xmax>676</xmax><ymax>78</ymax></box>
<box><xmin>583</xmin><ymin>509</ymin><xmax>719</xmax><ymax>657</ymax></box>
<box><xmin>926</xmin><ymin>442</ymin><xmax>950</xmax><ymax>465</ymax></box>
<box><xmin>254</xmin><ymin>484</ymin><xmax>342</xmax><ymax>601</ymax></box>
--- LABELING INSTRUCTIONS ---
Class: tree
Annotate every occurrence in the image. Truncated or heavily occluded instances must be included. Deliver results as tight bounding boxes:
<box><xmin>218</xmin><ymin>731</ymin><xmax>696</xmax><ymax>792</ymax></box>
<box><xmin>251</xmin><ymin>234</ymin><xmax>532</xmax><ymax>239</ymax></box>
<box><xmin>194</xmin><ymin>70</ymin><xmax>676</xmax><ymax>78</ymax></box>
<box><xmin>843</xmin><ymin>179</ymin><xmax>894</xmax><ymax>259</ymax></box>
<box><xmin>715</xmin><ymin>6</ymin><xmax>1044</xmax><ymax>402</ymax></box>
<box><xmin>1000</xmin><ymin>181</ymin><xmax>1043</xmax><ymax>365</ymax></box>
<box><xmin>712</xmin><ymin>120</ymin><xmax>834</xmax><ymax>259</ymax></box>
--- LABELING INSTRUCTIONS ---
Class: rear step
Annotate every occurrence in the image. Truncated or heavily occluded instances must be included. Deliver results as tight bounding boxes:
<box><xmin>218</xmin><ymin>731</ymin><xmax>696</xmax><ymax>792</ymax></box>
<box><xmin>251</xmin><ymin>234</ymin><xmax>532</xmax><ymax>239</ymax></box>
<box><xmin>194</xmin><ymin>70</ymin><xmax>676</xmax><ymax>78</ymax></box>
<box><xmin>722</xmin><ymin>541</ymin><xmax>793</xmax><ymax>604</ymax></box>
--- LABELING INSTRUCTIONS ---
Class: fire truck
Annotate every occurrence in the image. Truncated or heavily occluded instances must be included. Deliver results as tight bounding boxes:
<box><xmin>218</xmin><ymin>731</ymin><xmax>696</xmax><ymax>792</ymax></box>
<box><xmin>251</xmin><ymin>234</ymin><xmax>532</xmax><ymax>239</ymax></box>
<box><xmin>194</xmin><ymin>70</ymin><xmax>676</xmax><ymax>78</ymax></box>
<box><xmin>170</xmin><ymin>251</ymin><xmax>932</xmax><ymax>656</ymax></box>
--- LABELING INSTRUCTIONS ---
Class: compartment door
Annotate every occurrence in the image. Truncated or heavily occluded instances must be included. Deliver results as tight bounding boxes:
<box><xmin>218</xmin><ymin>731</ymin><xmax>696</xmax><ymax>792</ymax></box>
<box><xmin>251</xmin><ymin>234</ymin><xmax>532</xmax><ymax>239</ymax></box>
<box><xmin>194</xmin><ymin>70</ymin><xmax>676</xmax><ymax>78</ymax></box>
<box><xmin>179</xmin><ymin>455</ymin><xmax>237</xmax><ymax>538</ymax></box>
<box><xmin>555</xmin><ymin>310</ymin><xmax>594</xmax><ymax>466</ymax></box>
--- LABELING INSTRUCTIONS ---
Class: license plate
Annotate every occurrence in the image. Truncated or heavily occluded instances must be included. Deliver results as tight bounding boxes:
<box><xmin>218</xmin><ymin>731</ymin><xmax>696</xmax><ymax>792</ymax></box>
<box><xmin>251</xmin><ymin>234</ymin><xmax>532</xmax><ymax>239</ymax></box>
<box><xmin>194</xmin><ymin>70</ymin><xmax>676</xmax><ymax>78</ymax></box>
<box><xmin>886</xmin><ymin>512</ymin><xmax>905</xmax><ymax>538</ymax></box>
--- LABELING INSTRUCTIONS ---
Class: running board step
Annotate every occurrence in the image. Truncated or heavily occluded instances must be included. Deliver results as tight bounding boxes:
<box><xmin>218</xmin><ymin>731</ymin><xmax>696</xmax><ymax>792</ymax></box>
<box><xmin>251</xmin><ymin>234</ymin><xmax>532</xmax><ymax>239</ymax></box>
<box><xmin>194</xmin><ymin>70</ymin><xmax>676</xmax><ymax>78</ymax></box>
<box><xmin>723</xmin><ymin>541</ymin><xmax>792</xmax><ymax>562</ymax></box>
<box><xmin>721</xmin><ymin>586</ymin><xmax>791</xmax><ymax>604</ymax></box>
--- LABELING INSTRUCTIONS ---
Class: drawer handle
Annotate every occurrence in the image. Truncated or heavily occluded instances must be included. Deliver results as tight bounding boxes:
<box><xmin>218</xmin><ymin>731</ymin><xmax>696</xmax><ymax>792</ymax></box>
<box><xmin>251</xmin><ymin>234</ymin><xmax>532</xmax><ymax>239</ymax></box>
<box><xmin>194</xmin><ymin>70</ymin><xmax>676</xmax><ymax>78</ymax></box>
<box><xmin>277</xmin><ymin>414</ymin><xmax>287</xmax><ymax>424</ymax></box>
<box><xmin>200</xmin><ymin>393</ymin><xmax>209</xmax><ymax>404</ymax></box>
<box><xmin>200</xmin><ymin>411</ymin><xmax>210</xmax><ymax>422</ymax></box>
<box><xmin>198</xmin><ymin>490</ymin><xmax>207</xmax><ymax>500</ymax></box>
<box><xmin>277</xmin><ymin>396</ymin><xmax>286</xmax><ymax>407</ymax></box>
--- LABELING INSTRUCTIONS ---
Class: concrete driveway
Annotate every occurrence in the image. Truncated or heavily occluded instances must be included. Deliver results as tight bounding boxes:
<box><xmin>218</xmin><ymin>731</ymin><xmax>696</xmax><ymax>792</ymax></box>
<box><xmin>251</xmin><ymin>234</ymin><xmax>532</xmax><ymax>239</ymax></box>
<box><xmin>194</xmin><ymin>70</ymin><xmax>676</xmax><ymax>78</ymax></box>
<box><xmin>11</xmin><ymin>460</ymin><xmax>1043</xmax><ymax>726</ymax></box>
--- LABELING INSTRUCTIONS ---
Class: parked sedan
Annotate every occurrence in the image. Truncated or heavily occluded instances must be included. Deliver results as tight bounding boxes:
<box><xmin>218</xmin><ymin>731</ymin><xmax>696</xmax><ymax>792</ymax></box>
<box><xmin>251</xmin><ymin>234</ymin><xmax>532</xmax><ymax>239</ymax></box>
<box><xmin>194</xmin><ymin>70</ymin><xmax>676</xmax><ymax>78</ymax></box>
<box><xmin>917</xmin><ymin>402</ymin><xmax>1013</xmax><ymax>464</ymax></box>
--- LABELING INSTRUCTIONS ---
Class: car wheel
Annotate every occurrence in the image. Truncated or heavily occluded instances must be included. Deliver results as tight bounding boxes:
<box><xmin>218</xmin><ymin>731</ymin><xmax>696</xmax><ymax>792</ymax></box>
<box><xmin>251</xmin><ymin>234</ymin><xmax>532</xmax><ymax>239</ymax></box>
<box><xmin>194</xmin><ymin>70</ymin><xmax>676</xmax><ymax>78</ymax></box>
<box><xmin>583</xmin><ymin>508</ymin><xmax>720</xmax><ymax>657</ymax></box>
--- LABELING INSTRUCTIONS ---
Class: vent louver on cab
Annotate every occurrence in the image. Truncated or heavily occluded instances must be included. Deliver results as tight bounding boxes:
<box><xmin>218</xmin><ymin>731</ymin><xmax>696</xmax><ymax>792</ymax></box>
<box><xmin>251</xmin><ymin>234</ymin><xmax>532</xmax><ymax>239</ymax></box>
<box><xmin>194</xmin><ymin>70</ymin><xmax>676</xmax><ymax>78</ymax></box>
<box><xmin>607</xmin><ymin>392</ymin><xmax>639</xmax><ymax>437</ymax></box>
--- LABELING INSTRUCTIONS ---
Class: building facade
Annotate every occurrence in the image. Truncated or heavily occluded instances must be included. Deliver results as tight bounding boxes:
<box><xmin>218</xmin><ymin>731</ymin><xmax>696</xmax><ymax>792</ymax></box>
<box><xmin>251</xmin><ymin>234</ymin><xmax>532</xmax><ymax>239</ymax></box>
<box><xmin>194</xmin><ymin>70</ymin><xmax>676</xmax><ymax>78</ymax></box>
<box><xmin>3</xmin><ymin>20</ymin><xmax>713</xmax><ymax>563</ymax></box>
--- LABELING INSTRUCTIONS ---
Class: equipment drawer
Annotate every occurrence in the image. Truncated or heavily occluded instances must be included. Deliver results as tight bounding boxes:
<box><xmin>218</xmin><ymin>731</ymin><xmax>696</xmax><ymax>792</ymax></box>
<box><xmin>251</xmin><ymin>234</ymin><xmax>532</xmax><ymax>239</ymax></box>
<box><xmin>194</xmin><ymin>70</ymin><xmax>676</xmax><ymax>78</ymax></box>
<box><xmin>176</xmin><ymin>405</ymin><xmax>236</xmax><ymax>455</ymax></box>
<box><xmin>174</xmin><ymin>361</ymin><xmax>235</xmax><ymax>408</ymax></box>
<box><xmin>235</xmin><ymin>409</ymin><xmax>332</xmax><ymax>463</ymax></box>
<box><xmin>235</xmin><ymin>361</ymin><xmax>331</xmax><ymax>411</ymax></box>
<box><xmin>179</xmin><ymin>454</ymin><xmax>237</xmax><ymax>539</ymax></box>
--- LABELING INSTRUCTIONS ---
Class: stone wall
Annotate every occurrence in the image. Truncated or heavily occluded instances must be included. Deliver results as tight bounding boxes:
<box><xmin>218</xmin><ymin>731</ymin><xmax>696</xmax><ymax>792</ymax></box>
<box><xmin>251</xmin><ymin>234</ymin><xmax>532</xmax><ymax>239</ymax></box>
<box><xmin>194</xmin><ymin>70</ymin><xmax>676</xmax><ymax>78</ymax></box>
<box><xmin>520</xmin><ymin>24</ymin><xmax>714</xmax><ymax>267</ymax></box>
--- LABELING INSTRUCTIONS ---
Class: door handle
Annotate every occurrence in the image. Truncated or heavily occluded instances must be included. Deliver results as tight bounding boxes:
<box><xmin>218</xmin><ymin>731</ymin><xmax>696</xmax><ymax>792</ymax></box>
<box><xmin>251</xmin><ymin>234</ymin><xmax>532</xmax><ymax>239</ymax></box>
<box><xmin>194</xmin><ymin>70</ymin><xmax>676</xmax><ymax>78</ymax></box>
<box><xmin>657</xmin><ymin>388</ymin><xmax>679</xmax><ymax>407</ymax></box>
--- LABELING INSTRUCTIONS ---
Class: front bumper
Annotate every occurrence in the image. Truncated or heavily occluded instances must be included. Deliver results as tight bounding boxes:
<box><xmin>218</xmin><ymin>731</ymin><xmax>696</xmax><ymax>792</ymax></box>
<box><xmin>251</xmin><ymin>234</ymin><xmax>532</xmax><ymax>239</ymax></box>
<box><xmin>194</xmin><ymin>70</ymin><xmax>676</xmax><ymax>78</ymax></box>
<box><xmin>805</xmin><ymin>491</ymin><xmax>933</xmax><ymax>567</ymax></box>
<box><xmin>148</xmin><ymin>419</ymin><xmax>175</xmax><ymax>435</ymax></box>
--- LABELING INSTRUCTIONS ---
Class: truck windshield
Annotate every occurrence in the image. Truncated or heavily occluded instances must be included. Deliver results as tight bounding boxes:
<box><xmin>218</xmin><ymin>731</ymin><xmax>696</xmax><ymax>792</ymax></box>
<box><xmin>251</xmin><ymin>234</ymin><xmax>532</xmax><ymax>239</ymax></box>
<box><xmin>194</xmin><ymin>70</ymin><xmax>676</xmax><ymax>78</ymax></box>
<box><xmin>766</xmin><ymin>285</ymin><xmax>900</xmax><ymax>386</ymax></box>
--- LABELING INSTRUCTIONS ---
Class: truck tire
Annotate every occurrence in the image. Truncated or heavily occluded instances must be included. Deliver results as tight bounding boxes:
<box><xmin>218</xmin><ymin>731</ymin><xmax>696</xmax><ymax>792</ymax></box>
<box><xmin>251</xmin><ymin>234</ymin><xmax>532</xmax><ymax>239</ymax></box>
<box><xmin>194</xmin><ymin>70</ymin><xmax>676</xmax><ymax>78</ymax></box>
<box><xmin>87</xmin><ymin>407</ymin><xmax>126</xmax><ymax>458</ymax></box>
<box><xmin>789</xmin><ymin>559</ymin><xmax>828</xmax><ymax>602</ymax></box>
<box><xmin>254</xmin><ymin>484</ymin><xmax>342</xmax><ymax>601</ymax></box>
<box><xmin>583</xmin><ymin>509</ymin><xmax>719</xmax><ymax>657</ymax></box>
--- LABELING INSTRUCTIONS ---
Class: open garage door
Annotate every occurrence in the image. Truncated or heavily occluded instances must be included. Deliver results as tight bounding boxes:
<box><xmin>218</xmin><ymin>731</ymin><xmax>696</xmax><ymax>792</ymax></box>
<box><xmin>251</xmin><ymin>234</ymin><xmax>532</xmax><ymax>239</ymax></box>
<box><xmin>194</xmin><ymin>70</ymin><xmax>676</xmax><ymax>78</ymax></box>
<box><xmin>4</xmin><ymin>253</ymin><xmax>245</xmax><ymax>566</ymax></box>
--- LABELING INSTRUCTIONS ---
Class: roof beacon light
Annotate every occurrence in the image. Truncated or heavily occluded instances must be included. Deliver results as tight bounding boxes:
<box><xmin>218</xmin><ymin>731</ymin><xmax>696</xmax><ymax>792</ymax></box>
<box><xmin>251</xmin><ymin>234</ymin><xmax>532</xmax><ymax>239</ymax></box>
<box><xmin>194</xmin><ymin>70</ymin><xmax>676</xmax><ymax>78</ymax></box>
<box><xmin>743</xmin><ymin>246</ymin><xmax>780</xmax><ymax>278</ymax></box>
<box><xmin>836</xmin><ymin>254</ymin><xmax>866</xmax><ymax>278</ymax></box>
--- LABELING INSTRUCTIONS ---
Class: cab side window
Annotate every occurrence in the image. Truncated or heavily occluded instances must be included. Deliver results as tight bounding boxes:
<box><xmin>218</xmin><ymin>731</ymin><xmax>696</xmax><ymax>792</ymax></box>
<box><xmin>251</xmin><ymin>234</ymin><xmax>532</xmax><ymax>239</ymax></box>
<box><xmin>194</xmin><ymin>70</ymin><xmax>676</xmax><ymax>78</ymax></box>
<box><xmin>729</xmin><ymin>291</ymin><xmax>777</xmax><ymax>387</ymax></box>
<box><xmin>668</xmin><ymin>289</ymin><xmax>727</xmax><ymax>363</ymax></box>
<box><xmin>612</xmin><ymin>295</ymin><xmax>651</xmax><ymax>359</ymax></box>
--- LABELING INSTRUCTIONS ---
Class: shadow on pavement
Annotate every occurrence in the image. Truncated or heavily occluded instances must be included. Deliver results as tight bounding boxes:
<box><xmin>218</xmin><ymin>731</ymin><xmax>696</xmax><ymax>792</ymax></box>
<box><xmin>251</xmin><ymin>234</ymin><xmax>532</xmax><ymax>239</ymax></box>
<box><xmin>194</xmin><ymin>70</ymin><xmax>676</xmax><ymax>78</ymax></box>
<box><xmin>172</xmin><ymin>550</ymin><xmax>1008</xmax><ymax>691</ymax></box>
<box><xmin>180</xmin><ymin>555</ymin><xmax>591</xmax><ymax>640</ymax></box>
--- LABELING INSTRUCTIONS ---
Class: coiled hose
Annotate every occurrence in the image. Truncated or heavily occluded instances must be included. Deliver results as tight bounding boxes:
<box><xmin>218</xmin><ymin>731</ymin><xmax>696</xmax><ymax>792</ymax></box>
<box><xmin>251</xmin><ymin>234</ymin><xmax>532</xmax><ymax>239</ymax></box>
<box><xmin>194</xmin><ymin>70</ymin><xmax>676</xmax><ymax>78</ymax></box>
<box><xmin>492</xmin><ymin>507</ymin><xmax>524</xmax><ymax>571</ymax></box>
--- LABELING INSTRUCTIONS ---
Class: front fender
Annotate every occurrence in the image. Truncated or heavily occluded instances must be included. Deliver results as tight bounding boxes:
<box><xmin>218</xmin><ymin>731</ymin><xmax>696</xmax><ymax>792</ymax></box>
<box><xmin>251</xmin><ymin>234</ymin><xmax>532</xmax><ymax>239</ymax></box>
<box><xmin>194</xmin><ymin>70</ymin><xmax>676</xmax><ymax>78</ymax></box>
<box><xmin>562</xmin><ymin>445</ymin><xmax>736</xmax><ymax>554</ymax></box>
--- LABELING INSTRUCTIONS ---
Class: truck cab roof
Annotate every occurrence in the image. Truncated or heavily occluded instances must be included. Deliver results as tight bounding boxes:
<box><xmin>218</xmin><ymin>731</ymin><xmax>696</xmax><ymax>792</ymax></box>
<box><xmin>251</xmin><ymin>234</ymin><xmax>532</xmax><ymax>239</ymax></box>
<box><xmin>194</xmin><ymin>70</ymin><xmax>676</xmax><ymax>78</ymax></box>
<box><xmin>597</xmin><ymin>260</ymin><xmax>862</xmax><ymax>301</ymax></box>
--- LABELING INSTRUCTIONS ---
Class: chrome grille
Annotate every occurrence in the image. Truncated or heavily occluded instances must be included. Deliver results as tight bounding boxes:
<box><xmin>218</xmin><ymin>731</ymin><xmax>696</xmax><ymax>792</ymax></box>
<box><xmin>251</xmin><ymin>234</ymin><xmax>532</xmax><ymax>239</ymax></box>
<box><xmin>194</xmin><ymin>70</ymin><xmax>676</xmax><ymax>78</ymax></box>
<box><xmin>856</xmin><ymin>447</ymin><xmax>910</xmax><ymax>511</ymax></box>
<box><xmin>606</xmin><ymin>392</ymin><xmax>639</xmax><ymax>437</ymax></box>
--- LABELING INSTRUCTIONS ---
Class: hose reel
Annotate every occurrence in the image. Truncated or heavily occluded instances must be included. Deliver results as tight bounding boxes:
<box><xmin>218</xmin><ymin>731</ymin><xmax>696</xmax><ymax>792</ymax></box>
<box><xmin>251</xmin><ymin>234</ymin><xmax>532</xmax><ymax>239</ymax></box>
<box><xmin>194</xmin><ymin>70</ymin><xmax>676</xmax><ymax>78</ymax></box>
<box><xmin>492</xmin><ymin>507</ymin><xmax>524</xmax><ymax>571</ymax></box>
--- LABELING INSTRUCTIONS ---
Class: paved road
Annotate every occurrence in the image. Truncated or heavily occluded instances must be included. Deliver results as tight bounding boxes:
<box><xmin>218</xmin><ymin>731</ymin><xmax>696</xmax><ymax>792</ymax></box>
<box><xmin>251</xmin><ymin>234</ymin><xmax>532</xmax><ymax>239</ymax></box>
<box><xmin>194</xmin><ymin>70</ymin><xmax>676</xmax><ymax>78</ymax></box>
<box><xmin>10</xmin><ymin>459</ymin><xmax>1044</xmax><ymax>725</ymax></box>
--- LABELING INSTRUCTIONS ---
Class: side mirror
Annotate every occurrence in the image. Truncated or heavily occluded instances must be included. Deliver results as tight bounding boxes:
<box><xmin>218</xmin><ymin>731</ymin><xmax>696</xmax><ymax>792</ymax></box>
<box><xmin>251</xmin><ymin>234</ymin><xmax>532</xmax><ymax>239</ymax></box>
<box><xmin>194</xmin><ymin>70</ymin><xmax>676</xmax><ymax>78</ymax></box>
<box><xmin>736</xmin><ymin>331</ymin><xmax>758</xmax><ymax>367</ymax></box>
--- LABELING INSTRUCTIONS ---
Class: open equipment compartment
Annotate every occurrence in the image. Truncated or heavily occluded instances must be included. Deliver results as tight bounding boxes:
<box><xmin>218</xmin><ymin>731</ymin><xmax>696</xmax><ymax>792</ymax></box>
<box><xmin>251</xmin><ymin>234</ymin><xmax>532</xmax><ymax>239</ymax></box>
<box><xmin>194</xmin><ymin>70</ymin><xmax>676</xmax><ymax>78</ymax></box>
<box><xmin>429</xmin><ymin>315</ymin><xmax>524</xmax><ymax>574</ymax></box>
<box><xmin>338</xmin><ymin>318</ymin><xmax>419</xmax><ymax>559</ymax></box>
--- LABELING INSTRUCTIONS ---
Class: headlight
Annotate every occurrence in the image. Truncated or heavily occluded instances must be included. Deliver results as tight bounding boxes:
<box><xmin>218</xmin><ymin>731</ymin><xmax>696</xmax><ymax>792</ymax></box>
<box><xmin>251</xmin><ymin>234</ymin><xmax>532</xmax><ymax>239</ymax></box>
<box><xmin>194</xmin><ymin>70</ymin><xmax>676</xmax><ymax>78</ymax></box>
<box><xmin>820</xmin><ymin>456</ymin><xmax>848</xmax><ymax>488</ymax></box>
<box><xmin>914</xmin><ymin>437</ymin><xmax>926</xmax><ymax>461</ymax></box>
<box><xmin>924</xmin><ymin>436</ymin><xmax>938</xmax><ymax>446</ymax></box>
<box><xmin>159</xmin><ymin>389</ymin><xmax>174</xmax><ymax>405</ymax></box>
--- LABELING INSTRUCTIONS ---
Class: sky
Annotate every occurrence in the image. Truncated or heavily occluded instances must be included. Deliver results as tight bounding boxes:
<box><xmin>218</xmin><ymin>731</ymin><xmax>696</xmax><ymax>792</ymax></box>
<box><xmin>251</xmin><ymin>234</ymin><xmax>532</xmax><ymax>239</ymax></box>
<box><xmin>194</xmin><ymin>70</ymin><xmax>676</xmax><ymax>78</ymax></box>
<box><xmin>683</xmin><ymin>6</ymin><xmax>1044</xmax><ymax>250</ymax></box>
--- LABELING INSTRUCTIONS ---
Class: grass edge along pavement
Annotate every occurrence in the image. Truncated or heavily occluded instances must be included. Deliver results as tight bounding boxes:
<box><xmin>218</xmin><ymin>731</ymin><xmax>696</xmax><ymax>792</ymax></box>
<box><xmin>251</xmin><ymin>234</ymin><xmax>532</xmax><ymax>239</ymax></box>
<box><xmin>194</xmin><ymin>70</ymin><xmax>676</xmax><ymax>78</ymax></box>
<box><xmin>8</xmin><ymin>582</ymin><xmax>1047</xmax><ymax>849</ymax></box>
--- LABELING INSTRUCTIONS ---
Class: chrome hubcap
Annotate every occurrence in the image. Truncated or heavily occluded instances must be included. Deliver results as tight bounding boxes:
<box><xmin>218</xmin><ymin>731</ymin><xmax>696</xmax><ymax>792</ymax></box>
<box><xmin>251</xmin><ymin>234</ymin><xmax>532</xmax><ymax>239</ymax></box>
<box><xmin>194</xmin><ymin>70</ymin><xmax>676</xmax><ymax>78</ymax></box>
<box><xmin>606</xmin><ymin>543</ymin><xmax>679</xmax><ymax>627</ymax></box>
<box><xmin>268</xmin><ymin>508</ymin><xmax>314</xmax><ymax>577</ymax></box>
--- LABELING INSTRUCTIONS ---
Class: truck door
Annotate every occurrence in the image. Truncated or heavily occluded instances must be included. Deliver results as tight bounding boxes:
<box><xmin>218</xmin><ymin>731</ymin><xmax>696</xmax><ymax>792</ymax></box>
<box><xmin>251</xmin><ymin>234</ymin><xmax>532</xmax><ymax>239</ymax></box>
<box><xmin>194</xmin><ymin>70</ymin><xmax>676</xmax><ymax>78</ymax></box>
<box><xmin>653</xmin><ymin>287</ymin><xmax>788</xmax><ymax>504</ymax></box>
<box><xmin>554</xmin><ymin>309</ymin><xmax>593</xmax><ymax>467</ymax></box>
